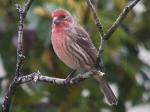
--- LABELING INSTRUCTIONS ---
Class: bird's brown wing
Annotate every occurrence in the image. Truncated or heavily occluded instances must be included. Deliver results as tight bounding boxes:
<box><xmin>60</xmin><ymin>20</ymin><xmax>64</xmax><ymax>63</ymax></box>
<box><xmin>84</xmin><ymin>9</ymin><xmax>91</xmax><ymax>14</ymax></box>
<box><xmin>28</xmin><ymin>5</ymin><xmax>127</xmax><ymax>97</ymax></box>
<box><xmin>68</xmin><ymin>26</ymin><xmax>98</xmax><ymax>65</ymax></box>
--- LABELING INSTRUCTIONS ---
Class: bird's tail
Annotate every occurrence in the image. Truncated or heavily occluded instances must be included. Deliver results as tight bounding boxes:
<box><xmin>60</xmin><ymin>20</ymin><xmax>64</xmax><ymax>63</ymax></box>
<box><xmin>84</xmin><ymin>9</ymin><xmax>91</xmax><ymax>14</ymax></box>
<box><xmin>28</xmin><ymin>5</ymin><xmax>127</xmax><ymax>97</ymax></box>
<box><xmin>94</xmin><ymin>74</ymin><xmax>118</xmax><ymax>105</ymax></box>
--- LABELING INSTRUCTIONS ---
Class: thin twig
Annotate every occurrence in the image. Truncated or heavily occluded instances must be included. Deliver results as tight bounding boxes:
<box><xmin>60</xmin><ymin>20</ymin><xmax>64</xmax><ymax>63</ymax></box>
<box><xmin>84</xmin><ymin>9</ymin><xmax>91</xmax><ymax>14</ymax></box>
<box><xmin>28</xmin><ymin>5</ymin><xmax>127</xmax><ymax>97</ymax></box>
<box><xmin>84</xmin><ymin>0</ymin><xmax>106</xmax><ymax>54</ymax></box>
<box><xmin>85</xmin><ymin>0</ymin><xmax>105</xmax><ymax>72</ymax></box>
<box><xmin>1</xmin><ymin>0</ymin><xmax>34</xmax><ymax>112</ymax></box>
<box><xmin>104</xmin><ymin>0</ymin><xmax>141</xmax><ymax>39</ymax></box>
<box><xmin>85</xmin><ymin>0</ymin><xmax>104</xmax><ymax>38</ymax></box>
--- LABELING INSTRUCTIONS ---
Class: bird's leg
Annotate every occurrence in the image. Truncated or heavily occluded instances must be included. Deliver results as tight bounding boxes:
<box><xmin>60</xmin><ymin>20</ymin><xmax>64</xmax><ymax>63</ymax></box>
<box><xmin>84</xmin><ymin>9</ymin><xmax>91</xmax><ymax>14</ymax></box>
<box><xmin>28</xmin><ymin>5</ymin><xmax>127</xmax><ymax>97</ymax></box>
<box><xmin>65</xmin><ymin>70</ymin><xmax>76</xmax><ymax>85</ymax></box>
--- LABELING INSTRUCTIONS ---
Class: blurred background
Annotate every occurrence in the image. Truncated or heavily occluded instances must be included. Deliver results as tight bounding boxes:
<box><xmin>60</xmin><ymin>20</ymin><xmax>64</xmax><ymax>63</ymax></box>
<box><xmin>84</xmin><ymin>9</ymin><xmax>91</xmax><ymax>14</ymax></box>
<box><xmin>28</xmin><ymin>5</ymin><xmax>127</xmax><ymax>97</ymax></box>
<box><xmin>0</xmin><ymin>0</ymin><xmax>150</xmax><ymax>112</ymax></box>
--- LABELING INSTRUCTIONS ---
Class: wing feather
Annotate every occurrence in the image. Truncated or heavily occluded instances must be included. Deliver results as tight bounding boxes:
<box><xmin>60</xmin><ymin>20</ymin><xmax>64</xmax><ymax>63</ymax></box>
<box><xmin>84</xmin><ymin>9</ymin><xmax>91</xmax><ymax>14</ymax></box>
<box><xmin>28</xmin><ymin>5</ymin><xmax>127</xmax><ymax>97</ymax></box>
<box><xmin>65</xmin><ymin>25</ymin><xmax>98</xmax><ymax>68</ymax></box>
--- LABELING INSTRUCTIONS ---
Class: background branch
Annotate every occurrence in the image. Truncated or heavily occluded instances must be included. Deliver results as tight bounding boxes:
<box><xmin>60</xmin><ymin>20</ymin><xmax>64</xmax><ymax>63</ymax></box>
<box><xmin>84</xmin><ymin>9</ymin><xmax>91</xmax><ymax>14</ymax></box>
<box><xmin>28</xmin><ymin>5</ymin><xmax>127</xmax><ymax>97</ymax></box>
<box><xmin>85</xmin><ymin>0</ymin><xmax>105</xmax><ymax>72</ymax></box>
<box><xmin>85</xmin><ymin>0</ymin><xmax>140</xmax><ymax>71</ymax></box>
<box><xmin>1</xmin><ymin>0</ymin><xmax>33</xmax><ymax>112</ymax></box>
<box><xmin>85</xmin><ymin>0</ymin><xmax>104</xmax><ymax>38</ymax></box>
<box><xmin>104</xmin><ymin>0</ymin><xmax>141</xmax><ymax>39</ymax></box>
<box><xmin>85</xmin><ymin>0</ymin><xmax>105</xmax><ymax>54</ymax></box>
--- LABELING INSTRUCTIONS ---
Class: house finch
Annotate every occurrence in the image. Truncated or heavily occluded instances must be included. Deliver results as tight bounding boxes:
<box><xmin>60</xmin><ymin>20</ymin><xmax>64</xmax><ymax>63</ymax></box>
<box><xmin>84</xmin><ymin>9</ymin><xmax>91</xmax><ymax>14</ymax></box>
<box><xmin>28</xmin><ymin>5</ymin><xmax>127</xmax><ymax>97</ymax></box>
<box><xmin>51</xmin><ymin>9</ymin><xmax>117</xmax><ymax>105</ymax></box>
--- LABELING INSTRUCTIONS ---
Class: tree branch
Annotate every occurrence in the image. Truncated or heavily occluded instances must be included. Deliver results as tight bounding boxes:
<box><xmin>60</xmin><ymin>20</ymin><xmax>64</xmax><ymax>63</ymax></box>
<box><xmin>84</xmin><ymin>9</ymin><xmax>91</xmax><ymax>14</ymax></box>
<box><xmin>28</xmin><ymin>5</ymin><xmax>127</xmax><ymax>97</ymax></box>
<box><xmin>84</xmin><ymin>0</ymin><xmax>106</xmax><ymax>73</ymax></box>
<box><xmin>84</xmin><ymin>0</ymin><xmax>140</xmax><ymax>72</ymax></box>
<box><xmin>84</xmin><ymin>0</ymin><xmax>105</xmax><ymax>54</ymax></box>
<box><xmin>16</xmin><ymin>70</ymin><xmax>97</xmax><ymax>85</ymax></box>
<box><xmin>1</xmin><ymin>0</ymin><xmax>34</xmax><ymax>112</ymax></box>
<box><xmin>15</xmin><ymin>0</ymin><xmax>33</xmax><ymax>77</ymax></box>
<box><xmin>104</xmin><ymin>0</ymin><xmax>141</xmax><ymax>39</ymax></box>
<box><xmin>85</xmin><ymin>0</ymin><xmax>104</xmax><ymax>38</ymax></box>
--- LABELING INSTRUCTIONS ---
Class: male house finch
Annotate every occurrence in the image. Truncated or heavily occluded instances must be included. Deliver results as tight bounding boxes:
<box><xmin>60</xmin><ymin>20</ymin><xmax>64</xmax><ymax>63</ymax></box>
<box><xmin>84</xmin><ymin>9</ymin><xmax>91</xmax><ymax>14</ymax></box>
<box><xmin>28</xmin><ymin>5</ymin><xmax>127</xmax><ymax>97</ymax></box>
<box><xmin>51</xmin><ymin>9</ymin><xmax>117</xmax><ymax>105</ymax></box>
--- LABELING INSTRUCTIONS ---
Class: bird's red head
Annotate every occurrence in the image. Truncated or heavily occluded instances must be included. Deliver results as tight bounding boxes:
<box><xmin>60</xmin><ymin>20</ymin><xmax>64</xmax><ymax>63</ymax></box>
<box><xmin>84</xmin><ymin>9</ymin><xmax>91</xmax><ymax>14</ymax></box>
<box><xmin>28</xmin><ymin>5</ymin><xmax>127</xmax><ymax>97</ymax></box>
<box><xmin>51</xmin><ymin>9</ymin><xmax>73</xmax><ymax>28</ymax></box>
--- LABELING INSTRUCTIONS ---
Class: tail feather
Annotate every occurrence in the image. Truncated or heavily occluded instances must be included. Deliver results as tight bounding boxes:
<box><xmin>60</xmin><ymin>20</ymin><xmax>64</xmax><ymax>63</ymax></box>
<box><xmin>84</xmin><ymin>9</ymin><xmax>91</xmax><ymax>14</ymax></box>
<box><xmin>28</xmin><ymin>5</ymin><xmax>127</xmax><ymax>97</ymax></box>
<box><xmin>94</xmin><ymin>75</ymin><xmax>118</xmax><ymax>105</ymax></box>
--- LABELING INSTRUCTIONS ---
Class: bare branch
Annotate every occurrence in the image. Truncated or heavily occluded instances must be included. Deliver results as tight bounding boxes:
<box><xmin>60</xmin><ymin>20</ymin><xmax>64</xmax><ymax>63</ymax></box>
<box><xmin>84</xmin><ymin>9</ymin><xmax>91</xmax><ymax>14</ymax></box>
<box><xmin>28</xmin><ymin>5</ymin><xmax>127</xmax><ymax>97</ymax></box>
<box><xmin>85</xmin><ymin>0</ymin><xmax>141</xmax><ymax>71</ymax></box>
<box><xmin>15</xmin><ymin>0</ymin><xmax>33</xmax><ymax>77</ymax></box>
<box><xmin>23</xmin><ymin>0</ymin><xmax>34</xmax><ymax>18</ymax></box>
<box><xmin>84</xmin><ymin>0</ymin><xmax>106</xmax><ymax>73</ymax></box>
<box><xmin>1</xmin><ymin>0</ymin><xmax>34</xmax><ymax>112</ymax></box>
<box><xmin>84</xmin><ymin>0</ymin><xmax>106</xmax><ymax>53</ymax></box>
<box><xmin>16</xmin><ymin>70</ymin><xmax>97</xmax><ymax>85</ymax></box>
<box><xmin>85</xmin><ymin>0</ymin><xmax>104</xmax><ymax>37</ymax></box>
<box><xmin>104</xmin><ymin>0</ymin><xmax>141</xmax><ymax>39</ymax></box>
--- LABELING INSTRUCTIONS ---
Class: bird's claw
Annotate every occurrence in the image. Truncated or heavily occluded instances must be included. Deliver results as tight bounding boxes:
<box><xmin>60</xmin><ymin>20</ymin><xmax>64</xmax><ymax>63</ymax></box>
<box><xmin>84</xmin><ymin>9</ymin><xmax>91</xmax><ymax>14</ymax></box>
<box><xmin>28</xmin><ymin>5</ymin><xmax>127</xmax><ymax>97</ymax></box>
<box><xmin>65</xmin><ymin>70</ymin><xmax>76</xmax><ymax>85</ymax></box>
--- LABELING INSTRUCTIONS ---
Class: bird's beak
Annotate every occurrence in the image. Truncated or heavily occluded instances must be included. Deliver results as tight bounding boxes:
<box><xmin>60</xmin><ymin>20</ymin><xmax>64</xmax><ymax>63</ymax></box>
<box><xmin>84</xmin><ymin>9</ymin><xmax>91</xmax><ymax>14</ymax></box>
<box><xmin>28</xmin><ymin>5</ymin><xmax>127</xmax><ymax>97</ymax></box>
<box><xmin>53</xmin><ymin>17</ymin><xmax>62</xmax><ymax>25</ymax></box>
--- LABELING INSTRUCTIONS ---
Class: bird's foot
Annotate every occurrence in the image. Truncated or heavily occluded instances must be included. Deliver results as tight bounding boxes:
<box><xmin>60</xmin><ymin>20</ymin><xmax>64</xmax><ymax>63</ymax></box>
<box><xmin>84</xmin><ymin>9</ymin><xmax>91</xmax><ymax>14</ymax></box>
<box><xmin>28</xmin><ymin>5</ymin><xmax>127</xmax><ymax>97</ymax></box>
<box><xmin>65</xmin><ymin>70</ymin><xmax>76</xmax><ymax>85</ymax></box>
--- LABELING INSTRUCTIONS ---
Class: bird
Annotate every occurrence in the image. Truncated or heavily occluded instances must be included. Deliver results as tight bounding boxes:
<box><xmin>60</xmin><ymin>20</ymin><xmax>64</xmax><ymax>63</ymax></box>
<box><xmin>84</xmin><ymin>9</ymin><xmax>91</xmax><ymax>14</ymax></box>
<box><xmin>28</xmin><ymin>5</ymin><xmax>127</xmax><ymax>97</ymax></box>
<box><xmin>51</xmin><ymin>9</ymin><xmax>117</xmax><ymax>105</ymax></box>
